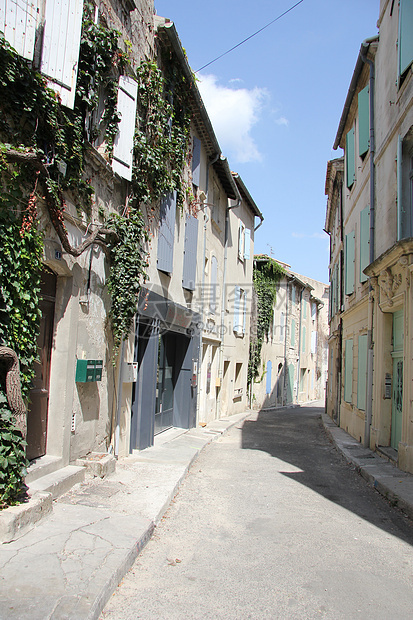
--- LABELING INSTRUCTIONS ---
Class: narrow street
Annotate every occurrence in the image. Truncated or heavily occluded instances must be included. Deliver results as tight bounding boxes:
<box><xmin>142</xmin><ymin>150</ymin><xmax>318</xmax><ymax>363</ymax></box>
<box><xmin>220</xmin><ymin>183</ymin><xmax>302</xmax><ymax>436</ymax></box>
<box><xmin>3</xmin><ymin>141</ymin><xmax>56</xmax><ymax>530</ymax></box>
<box><xmin>101</xmin><ymin>405</ymin><xmax>413</xmax><ymax>620</ymax></box>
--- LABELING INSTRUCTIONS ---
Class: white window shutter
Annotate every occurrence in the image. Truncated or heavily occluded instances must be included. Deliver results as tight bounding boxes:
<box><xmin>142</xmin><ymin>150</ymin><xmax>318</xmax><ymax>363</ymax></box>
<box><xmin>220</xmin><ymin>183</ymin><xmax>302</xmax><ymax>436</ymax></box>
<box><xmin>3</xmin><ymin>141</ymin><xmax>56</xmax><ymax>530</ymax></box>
<box><xmin>244</xmin><ymin>228</ymin><xmax>251</xmax><ymax>260</ymax></box>
<box><xmin>112</xmin><ymin>75</ymin><xmax>138</xmax><ymax>181</ymax></box>
<box><xmin>41</xmin><ymin>0</ymin><xmax>84</xmax><ymax>109</ymax></box>
<box><xmin>242</xmin><ymin>289</ymin><xmax>247</xmax><ymax>334</ymax></box>
<box><xmin>1</xmin><ymin>0</ymin><xmax>37</xmax><ymax>60</ymax></box>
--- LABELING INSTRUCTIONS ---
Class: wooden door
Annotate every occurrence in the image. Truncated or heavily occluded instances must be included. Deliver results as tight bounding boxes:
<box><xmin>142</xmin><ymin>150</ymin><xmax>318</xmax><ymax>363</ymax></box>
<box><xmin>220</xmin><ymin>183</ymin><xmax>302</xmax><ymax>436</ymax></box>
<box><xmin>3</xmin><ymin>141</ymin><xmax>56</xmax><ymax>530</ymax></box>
<box><xmin>26</xmin><ymin>271</ymin><xmax>56</xmax><ymax>461</ymax></box>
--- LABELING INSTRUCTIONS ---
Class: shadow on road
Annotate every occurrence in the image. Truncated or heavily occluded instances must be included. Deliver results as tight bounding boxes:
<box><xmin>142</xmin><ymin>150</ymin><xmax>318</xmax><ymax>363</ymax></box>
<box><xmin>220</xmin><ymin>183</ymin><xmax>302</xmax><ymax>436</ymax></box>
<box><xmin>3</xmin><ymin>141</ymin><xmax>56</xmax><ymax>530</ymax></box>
<box><xmin>241</xmin><ymin>405</ymin><xmax>413</xmax><ymax>546</ymax></box>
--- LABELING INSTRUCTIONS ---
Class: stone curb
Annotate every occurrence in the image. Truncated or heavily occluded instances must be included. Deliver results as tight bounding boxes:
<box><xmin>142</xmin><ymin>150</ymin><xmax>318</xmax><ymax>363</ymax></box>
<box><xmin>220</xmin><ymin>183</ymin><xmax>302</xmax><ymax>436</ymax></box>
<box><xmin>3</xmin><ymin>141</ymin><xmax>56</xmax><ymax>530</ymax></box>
<box><xmin>321</xmin><ymin>412</ymin><xmax>413</xmax><ymax>521</ymax></box>
<box><xmin>0</xmin><ymin>491</ymin><xmax>52</xmax><ymax>544</ymax></box>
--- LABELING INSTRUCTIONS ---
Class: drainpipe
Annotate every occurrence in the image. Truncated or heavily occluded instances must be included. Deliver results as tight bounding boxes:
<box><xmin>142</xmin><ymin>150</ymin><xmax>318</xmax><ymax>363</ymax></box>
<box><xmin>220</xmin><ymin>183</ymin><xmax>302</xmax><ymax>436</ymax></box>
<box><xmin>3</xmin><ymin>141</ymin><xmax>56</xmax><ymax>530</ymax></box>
<box><xmin>361</xmin><ymin>39</ymin><xmax>375</xmax><ymax>449</ymax></box>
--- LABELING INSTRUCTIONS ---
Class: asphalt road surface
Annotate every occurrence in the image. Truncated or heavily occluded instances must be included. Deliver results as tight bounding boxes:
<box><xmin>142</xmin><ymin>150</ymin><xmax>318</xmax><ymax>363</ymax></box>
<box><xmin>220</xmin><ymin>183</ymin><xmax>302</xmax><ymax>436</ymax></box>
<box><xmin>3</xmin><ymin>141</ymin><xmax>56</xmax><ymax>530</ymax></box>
<box><xmin>101</xmin><ymin>405</ymin><xmax>413</xmax><ymax>619</ymax></box>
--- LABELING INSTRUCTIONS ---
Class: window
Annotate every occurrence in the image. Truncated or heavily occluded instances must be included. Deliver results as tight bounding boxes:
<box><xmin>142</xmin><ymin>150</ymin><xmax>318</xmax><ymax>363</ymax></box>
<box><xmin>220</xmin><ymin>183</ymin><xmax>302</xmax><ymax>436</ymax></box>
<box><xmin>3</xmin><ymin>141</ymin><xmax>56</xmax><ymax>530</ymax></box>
<box><xmin>210</xmin><ymin>255</ymin><xmax>218</xmax><ymax>313</ymax></box>
<box><xmin>398</xmin><ymin>0</ymin><xmax>413</xmax><ymax>82</ymax></box>
<box><xmin>397</xmin><ymin>131</ymin><xmax>413</xmax><ymax>240</ymax></box>
<box><xmin>311</xmin><ymin>330</ymin><xmax>317</xmax><ymax>354</ymax></box>
<box><xmin>344</xmin><ymin>338</ymin><xmax>354</xmax><ymax>403</ymax></box>
<box><xmin>211</xmin><ymin>181</ymin><xmax>221</xmax><ymax>228</ymax></box>
<box><xmin>360</xmin><ymin>206</ymin><xmax>370</xmax><ymax>282</ymax></box>
<box><xmin>302</xmin><ymin>298</ymin><xmax>307</xmax><ymax>319</ymax></box>
<box><xmin>192</xmin><ymin>136</ymin><xmax>201</xmax><ymax>187</ymax></box>
<box><xmin>358</xmin><ymin>85</ymin><xmax>369</xmax><ymax>158</ymax></box>
<box><xmin>357</xmin><ymin>334</ymin><xmax>368</xmax><ymax>411</ymax></box>
<box><xmin>112</xmin><ymin>76</ymin><xmax>138</xmax><ymax>181</ymax></box>
<box><xmin>244</xmin><ymin>228</ymin><xmax>251</xmax><ymax>260</ymax></box>
<box><xmin>233</xmin><ymin>286</ymin><xmax>247</xmax><ymax>335</ymax></box>
<box><xmin>301</xmin><ymin>326</ymin><xmax>306</xmax><ymax>353</ymax></box>
<box><xmin>1</xmin><ymin>0</ymin><xmax>37</xmax><ymax>60</ymax></box>
<box><xmin>40</xmin><ymin>0</ymin><xmax>84</xmax><ymax>109</ymax></box>
<box><xmin>182</xmin><ymin>214</ymin><xmax>198</xmax><ymax>291</ymax></box>
<box><xmin>345</xmin><ymin>231</ymin><xmax>355</xmax><ymax>294</ymax></box>
<box><xmin>157</xmin><ymin>192</ymin><xmax>176</xmax><ymax>274</ymax></box>
<box><xmin>279</xmin><ymin>311</ymin><xmax>285</xmax><ymax>342</ymax></box>
<box><xmin>291</xmin><ymin>285</ymin><xmax>296</xmax><ymax>305</ymax></box>
<box><xmin>238</xmin><ymin>222</ymin><xmax>245</xmax><ymax>260</ymax></box>
<box><xmin>346</xmin><ymin>128</ymin><xmax>356</xmax><ymax>188</ymax></box>
<box><xmin>311</xmin><ymin>302</ymin><xmax>316</xmax><ymax>321</ymax></box>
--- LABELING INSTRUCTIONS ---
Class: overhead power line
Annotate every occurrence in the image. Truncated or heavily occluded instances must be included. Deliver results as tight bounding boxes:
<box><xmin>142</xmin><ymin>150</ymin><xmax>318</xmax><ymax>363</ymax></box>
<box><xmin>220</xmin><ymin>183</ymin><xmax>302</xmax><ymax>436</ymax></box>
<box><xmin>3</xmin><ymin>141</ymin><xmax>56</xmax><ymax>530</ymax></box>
<box><xmin>195</xmin><ymin>0</ymin><xmax>305</xmax><ymax>73</ymax></box>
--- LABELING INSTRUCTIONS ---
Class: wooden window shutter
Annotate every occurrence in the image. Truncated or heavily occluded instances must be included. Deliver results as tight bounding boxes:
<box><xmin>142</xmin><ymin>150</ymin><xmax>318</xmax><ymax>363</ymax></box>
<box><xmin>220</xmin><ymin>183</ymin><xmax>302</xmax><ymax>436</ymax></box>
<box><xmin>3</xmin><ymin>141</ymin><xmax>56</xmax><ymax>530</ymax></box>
<box><xmin>345</xmin><ymin>231</ymin><xmax>355</xmax><ymax>295</ymax></box>
<box><xmin>182</xmin><ymin>214</ymin><xmax>198</xmax><ymax>291</ymax></box>
<box><xmin>345</xmin><ymin>128</ymin><xmax>355</xmax><ymax>188</ymax></box>
<box><xmin>302</xmin><ymin>326</ymin><xmax>306</xmax><ymax>353</ymax></box>
<box><xmin>399</xmin><ymin>0</ymin><xmax>413</xmax><ymax>79</ymax></box>
<box><xmin>357</xmin><ymin>334</ymin><xmax>368</xmax><ymax>411</ymax></box>
<box><xmin>41</xmin><ymin>0</ymin><xmax>84</xmax><ymax>109</ymax></box>
<box><xmin>244</xmin><ymin>229</ymin><xmax>251</xmax><ymax>259</ymax></box>
<box><xmin>157</xmin><ymin>191</ymin><xmax>176</xmax><ymax>274</ymax></box>
<box><xmin>192</xmin><ymin>136</ymin><xmax>201</xmax><ymax>187</ymax></box>
<box><xmin>233</xmin><ymin>286</ymin><xmax>240</xmax><ymax>331</ymax></box>
<box><xmin>303</xmin><ymin>298</ymin><xmax>307</xmax><ymax>319</ymax></box>
<box><xmin>0</xmin><ymin>0</ymin><xmax>37</xmax><ymax>60</ymax></box>
<box><xmin>360</xmin><ymin>206</ymin><xmax>370</xmax><ymax>282</ymax></box>
<box><xmin>358</xmin><ymin>85</ymin><xmax>369</xmax><ymax>157</ymax></box>
<box><xmin>242</xmin><ymin>289</ymin><xmax>247</xmax><ymax>333</ymax></box>
<box><xmin>311</xmin><ymin>330</ymin><xmax>317</xmax><ymax>354</ymax></box>
<box><xmin>344</xmin><ymin>338</ymin><xmax>353</xmax><ymax>403</ymax></box>
<box><xmin>112</xmin><ymin>76</ymin><xmax>138</xmax><ymax>181</ymax></box>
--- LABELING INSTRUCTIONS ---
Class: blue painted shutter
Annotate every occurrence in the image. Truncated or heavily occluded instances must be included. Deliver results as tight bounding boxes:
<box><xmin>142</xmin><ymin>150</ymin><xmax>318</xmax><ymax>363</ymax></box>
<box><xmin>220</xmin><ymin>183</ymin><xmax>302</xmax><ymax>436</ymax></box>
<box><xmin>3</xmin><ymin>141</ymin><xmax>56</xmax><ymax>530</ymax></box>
<box><xmin>243</xmin><ymin>290</ymin><xmax>247</xmax><ymax>333</ymax></box>
<box><xmin>266</xmin><ymin>360</ymin><xmax>272</xmax><ymax>395</ymax></box>
<box><xmin>41</xmin><ymin>0</ymin><xmax>84</xmax><ymax>109</ymax></box>
<box><xmin>192</xmin><ymin>136</ymin><xmax>201</xmax><ymax>187</ymax></box>
<box><xmin>357</xmin><ymin>334</ymin><xmax>368</xmax><ymax>411</ymax></box>
<box><xmin>360</xmin><ymin>206</ymin><xmax>370</xmax><ymax>282</ymax></box>
<box><xmin>346</xmin><ymin>128</ymin><xmax>355</xmax><ymax>188</ymax></box>
<box><xmin>182</xmin><ymin>214</ymin><xmax>198</xmax><ymax>290</ymax></box>
<box><xmin>344</xmin><ymin>338</ymin><xmax>353</xmax><ymax>403</ymax></box>
<box><xmin>112</xmin><ymin>76</ymin><xmax>138</xmax><ymax>181</ymax></box>
<box><xmin>302</xmin><ymin>326</ymin><xmax>306</xmax><ymax>352</ymax></box>
<box><xmin>358</xmin><ymin>85</ymin><xmax>369</xmax><ymax>157</ymax></box>
<box><xmin>345</xmin><ymin>231</ymin><xmax>355</xmax><ymax>294</ymax></box>
<box><xmin>397</xmin><ymin>134</ymin><xmax>403</xmax><ymax>240</ymax></box>
<box><xmin>303</xmin><ymin>298</ymin><xmax>307</xmax><ymax>319</ymax></box>
<box><xmin>399</xmin><ymin>0</ymin><xmax>413</xmax><ymax>78</ymax></box>
<box><xmin>157</xmin><ymin>191</ymin><xmax>176</xmax><ymax>274</ymax></box>
<box><xmin>0</xmin><ymin>0</ymin><xmax>37</xmax><ymax>60</ymax></box>
<box><xmin>244</xmin><ymin>229</ymin><xmax>251</xmax><ymax>259</ymax></box>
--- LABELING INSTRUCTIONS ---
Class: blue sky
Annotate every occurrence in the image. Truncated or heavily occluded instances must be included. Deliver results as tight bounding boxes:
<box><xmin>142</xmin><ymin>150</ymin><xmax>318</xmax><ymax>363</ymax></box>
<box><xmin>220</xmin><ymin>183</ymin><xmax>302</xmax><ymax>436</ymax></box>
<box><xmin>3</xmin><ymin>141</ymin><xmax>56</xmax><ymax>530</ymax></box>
<box><xmin>154</xmin><ymin>0</ymin><xmax>379</xmax><ymax>284</ymax></box>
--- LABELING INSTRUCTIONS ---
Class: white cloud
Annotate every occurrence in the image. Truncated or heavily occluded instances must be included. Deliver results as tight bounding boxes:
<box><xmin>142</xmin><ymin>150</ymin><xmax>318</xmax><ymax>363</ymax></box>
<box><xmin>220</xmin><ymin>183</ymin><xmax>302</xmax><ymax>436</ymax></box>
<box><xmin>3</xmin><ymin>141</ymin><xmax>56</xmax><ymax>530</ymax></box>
<box><xmin>275</xmin><ymin>116</ymin><xmax>289</xmax><ymax>127</ymax></box>
<box><xmin>197</xmin><ymin>73</ymin><xmax>268</xmax><ymax>164</ymax></box>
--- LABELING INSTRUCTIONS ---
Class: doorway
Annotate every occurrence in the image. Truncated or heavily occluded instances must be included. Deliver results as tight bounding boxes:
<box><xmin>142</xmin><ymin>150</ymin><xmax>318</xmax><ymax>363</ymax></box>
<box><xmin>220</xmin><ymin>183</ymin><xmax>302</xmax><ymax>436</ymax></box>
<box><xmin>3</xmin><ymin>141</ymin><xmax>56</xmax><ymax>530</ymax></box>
<box><xmin>154</xmin><ymin>332</ymin><xmax>175</xmax><ymax>435</ymax></box>
<box><xmin>26</xmin><ymin>269</ymin><xmax>56</xmax><ymax>461</ymax></box>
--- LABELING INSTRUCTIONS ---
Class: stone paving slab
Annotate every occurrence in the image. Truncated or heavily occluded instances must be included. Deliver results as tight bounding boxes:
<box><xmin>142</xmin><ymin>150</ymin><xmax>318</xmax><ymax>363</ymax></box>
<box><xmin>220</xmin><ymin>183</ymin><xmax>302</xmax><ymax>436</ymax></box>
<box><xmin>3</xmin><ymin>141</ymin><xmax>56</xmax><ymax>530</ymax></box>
<box><xmin>0</xmin><ymin>411</ymin><xmax>248</xmax><ymax>620</ymax></box>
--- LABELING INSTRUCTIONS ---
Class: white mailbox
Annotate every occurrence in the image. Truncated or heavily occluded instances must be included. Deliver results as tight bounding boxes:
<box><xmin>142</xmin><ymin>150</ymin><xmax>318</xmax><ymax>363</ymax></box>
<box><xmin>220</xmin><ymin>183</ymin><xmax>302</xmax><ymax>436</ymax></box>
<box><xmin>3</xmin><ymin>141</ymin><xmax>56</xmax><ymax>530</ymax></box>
<box><xmin>122</xmin><ymin>362</ymin><xmax>138</xmax><ymax>383</ymax></box>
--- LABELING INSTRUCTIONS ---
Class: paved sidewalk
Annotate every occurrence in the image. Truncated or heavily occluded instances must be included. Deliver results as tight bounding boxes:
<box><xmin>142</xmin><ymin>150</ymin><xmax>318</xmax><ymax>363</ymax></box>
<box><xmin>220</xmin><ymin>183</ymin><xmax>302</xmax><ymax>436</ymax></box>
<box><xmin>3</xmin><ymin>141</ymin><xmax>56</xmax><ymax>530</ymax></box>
<box><xmin>1</xmin><ymin>407</ymin><xmax>412</xmax><ymax>620</ymax></box>
<box><xmin>0</xmin><ymin>412</ymin><xmax>249</xmax><ymax>620</ymax></box>
<box><xmin>322</xmin><ymin>412</ymin><xmax>413</xmax><ymax>521</ymax></box>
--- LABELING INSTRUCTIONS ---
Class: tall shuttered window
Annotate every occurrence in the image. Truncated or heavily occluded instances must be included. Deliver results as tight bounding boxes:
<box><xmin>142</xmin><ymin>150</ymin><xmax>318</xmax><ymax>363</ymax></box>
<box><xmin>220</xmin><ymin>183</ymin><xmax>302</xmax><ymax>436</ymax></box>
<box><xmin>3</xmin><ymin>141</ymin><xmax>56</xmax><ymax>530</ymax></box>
<box><xmin>192</xmin><ymin>136</ymin><xmax>201</xmax><ymax>187</ymax></box>
<box><xmin>157</xmin><ymin>192</ymin><xmax>176</xmax><ymax>274</ymax></box>
<box><xmin>301</xmin><ymin>326</ymin><xmax>306</xmax><ymax>353</ymax></box>
<box><xmin>182</xmin><ymin>214</ymin><xmax>198</xmax><ymax>290</ymax></box>
<box><xmin>112</xmin><ymin>76</ymin><xmax>138</xmax><ymax>181</ymax></box>
<box><xmin>344</xmin><ymin>338</ymin><xmax>353</xmax><ymax>403</ymax></box>
<box><xmin>360</xmin><ymin>206</ymin><xmax>370</xmax><ymax>282</ymax></box>
<box><xmin>358</xmin><ymin>85</ymin><xmax>369</xmax><ymax>158</ymax></box>
<box><xmin>40</xmin><ymin>0</ymin><xmax>84</xmax><ymax>109</ymax></box>
<box><xmin>346</xmin><ymin>128</ymin><xmax>356</xmax><ymax>188</ymax></box>
<box><xmin>345</xmin><ymin>231</ymin><xmax>355</xmax><ymax>294</ymax></box>
<box><xmin>398</xmin><ymin>0</ymin><xmax>413</xmax><ymax>81</ymax></box>
<box><xmin>397</xmin><ymin>133</ymin><xmax>413</xmax><ymax>240</ymax></box>
<box><xmin>357</xmin><ymin>334</ymin><xmax>368</xmax><ymax>411</ymax></box>
<box><xmin>290</xmin><ymin>319</ymin><xmax>296</xmax><ymax>348</ymax></box>
<box><xmin>0</xmin><ymin>0</ymin><xmax>37</xmax><ymax>60</ymax></box>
